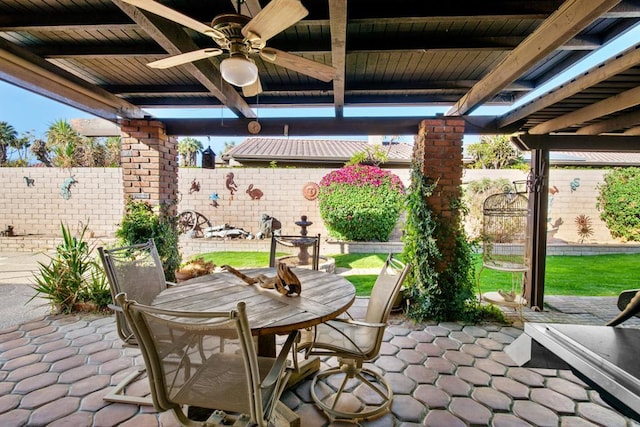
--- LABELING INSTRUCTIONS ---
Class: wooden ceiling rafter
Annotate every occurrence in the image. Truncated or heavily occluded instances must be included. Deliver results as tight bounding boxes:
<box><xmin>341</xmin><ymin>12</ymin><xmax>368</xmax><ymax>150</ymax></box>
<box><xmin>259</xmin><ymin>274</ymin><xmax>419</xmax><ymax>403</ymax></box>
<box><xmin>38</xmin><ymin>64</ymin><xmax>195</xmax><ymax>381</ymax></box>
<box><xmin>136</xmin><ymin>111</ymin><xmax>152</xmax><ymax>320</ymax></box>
<box><xmin>232</xmin><ymin>0</ymin><xmax>262</xmax><ymax>18</ymax></box>
<box><xmin>0</xmin><ymin>38</ymin><xmax>144</xmax><ymax>120</ymax></box>
<box><xmin>514</xmin><ymin>133</ymin><xmax>640</xmax><ymax>150</ymax></box>
<box><xmin>498</xmin><ymin>43</ymin><xmax>640</xmax><ymax>128</ymax></box>
<box><xmin>112</xmin><ymin>0</ymin><xmax>255</xmax><ymax>119</ymax></box>
<box><xmin>446</xmin><ymin>0</ymin><xmax>624</xmax><ymax>117</ymax></box>
<box><xmin>623</xmin><ymin>126</ymin><xmax>640</xmax><ymax>135</ymax></box>
<box><xmin>529</xmin><ymin>84</ymin><xmax>640</xmax><ymax>134</ymax></box>
<box><xmin>329</xmin><ymin>0</ymin><xmax>347</xmax><ymax>117</ymax></box>
<box><xmin>576</xmin><ymin>109</ymin><xmax>640</xmax><ymax>134</ymax></box>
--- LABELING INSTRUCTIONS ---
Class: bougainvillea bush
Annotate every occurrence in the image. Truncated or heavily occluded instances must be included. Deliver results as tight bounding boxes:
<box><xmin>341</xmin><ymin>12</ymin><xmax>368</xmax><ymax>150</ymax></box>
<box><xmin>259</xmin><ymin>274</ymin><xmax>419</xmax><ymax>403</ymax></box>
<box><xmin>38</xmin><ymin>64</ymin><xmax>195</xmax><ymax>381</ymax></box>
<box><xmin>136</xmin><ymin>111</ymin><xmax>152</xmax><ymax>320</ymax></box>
<box><xmin>318</xmin><ymin>164</ymin><xmax>405</xmax><ymax>241</ymax></box>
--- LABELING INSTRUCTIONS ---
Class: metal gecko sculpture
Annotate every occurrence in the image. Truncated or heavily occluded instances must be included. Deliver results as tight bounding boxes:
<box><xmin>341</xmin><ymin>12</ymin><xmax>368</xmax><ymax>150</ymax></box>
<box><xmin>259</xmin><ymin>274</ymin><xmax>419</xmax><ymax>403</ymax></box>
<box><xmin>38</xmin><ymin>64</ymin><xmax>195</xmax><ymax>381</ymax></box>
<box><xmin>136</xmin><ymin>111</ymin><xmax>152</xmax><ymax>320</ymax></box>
<box><xmin>61</xmin><ymin>176</ymin><xmax>77</xmax><ymax>200</ymax></box>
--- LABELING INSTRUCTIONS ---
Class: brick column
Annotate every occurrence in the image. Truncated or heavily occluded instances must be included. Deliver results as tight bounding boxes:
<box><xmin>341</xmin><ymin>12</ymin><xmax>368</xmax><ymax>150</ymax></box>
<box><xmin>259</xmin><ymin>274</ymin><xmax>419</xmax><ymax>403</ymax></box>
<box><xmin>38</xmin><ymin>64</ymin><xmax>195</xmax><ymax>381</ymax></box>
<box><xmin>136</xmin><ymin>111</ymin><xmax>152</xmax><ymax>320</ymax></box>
<box><xmin>120</xmin><ymin>119</ymin><xmax>178</xmax><ymax>214</ymax></box>
<box><xmin>413</xmin><ymin>117</ymin><xmax>465</xmax><ymax>271</ymax></box>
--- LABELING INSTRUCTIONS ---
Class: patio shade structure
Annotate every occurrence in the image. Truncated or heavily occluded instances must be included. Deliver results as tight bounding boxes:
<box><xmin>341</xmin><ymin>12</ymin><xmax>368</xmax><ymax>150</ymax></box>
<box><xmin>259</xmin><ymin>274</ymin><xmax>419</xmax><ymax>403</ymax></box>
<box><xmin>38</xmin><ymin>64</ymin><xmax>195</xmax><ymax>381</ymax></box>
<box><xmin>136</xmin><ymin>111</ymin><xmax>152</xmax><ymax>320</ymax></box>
<box><xmin>3</xmin><ymin>0</ymin><xmax>640</xmax><ymax>308</ymax></box>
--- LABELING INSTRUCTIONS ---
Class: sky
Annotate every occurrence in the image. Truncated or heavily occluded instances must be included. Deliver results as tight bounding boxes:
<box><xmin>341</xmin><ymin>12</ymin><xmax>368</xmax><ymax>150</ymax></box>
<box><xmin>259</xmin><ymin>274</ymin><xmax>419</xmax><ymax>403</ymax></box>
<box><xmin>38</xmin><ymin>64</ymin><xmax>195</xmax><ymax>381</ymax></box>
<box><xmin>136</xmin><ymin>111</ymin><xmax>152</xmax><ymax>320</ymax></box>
<box><xmin>1</xmin><ymin>21</ymin><xmax>639</xmax><ymax>159</ymax></box>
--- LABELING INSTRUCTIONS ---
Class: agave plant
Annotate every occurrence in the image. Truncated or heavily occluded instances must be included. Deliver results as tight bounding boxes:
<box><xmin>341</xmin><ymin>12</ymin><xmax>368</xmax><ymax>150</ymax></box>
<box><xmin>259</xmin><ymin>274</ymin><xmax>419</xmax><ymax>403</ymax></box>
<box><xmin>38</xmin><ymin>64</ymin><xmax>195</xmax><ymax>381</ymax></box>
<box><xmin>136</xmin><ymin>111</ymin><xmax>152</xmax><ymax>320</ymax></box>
<box><xmin>575</xmin><ymin>214</ymin><xmax>594</xmax><ymax>244</ymax></box>
<box><xmin>30</xmin><ymin>222</ymin><xmax>109</xmax><ymax>313</ymax></box>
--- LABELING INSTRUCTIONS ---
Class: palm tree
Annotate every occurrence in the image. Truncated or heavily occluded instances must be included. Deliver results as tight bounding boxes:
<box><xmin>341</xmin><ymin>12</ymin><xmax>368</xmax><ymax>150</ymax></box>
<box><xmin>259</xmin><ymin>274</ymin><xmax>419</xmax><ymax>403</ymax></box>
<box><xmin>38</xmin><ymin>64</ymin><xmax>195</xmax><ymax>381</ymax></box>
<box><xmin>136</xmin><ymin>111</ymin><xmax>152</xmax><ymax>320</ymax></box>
<box><xmin>46</xmin><ymin>119</ymin><xmax>82</xmax><ymax>168</ymax></box>
<box><xmin>177</xmin><ymin>137</ymin><xmax>203</xmax><ymax>167</ymax></box>
<box><xmin>0</xmin><ymin>121</ymin><xmax>18</xmax><ymax>165</ymax></box>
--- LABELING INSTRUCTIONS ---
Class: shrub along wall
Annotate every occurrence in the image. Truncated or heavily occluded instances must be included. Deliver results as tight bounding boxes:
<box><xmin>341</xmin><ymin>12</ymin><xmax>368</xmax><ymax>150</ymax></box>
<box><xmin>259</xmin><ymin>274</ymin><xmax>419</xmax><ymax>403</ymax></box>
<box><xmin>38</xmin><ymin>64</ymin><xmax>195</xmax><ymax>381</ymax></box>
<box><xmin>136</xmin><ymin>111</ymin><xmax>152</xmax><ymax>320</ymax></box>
<box><xmin>0</xmin><ymin>166</ymin><xmax>627</xmax><ymax>250</ymax></box>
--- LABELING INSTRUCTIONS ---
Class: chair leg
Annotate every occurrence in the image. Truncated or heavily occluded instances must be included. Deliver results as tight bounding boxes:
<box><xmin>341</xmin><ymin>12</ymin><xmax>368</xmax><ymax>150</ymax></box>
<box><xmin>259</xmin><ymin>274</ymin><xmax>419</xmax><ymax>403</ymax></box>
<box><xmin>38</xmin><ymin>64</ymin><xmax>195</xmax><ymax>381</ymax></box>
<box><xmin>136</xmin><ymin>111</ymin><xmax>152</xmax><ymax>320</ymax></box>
<box><xmin>310</xmin><ymin>362</ymin><xmax>392</xmax><ymax>422</ymax></box>
<box><xmin>104</xmin><ymin>367</ymin><xmax>153</xmax><ymax>406</ymax></box>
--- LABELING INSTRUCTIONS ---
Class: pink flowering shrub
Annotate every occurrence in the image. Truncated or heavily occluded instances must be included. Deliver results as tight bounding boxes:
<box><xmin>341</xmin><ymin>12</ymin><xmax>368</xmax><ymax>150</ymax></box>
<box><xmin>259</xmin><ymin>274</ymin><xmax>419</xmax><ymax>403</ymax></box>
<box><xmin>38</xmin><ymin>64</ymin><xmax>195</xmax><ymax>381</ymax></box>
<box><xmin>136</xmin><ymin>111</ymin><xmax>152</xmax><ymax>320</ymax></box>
<box><xmin>318</xmin><ymin>164</ymin><xmax>405</xmax><ymax>241</ymax></box>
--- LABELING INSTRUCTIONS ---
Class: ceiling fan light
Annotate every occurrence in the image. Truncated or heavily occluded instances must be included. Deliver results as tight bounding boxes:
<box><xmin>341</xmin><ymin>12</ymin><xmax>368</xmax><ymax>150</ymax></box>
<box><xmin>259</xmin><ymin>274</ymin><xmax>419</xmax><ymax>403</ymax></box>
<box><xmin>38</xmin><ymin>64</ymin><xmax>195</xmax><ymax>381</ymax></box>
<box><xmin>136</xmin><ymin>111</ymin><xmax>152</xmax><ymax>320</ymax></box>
<box><xmin>220</xmin><ymin>56</ymin><xmax>258</xmax><ymax>87</ymax></box>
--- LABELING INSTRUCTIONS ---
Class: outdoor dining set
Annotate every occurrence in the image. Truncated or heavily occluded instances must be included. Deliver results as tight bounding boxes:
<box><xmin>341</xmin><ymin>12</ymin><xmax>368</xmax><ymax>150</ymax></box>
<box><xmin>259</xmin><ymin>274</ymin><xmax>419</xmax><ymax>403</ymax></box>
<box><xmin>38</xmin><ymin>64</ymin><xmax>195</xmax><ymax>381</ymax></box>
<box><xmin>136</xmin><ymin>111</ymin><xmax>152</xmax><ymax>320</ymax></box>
<box><xmin>97</xmin><ymin>237</ymin><xmax>410</xmax><ymax>426</ymax></box>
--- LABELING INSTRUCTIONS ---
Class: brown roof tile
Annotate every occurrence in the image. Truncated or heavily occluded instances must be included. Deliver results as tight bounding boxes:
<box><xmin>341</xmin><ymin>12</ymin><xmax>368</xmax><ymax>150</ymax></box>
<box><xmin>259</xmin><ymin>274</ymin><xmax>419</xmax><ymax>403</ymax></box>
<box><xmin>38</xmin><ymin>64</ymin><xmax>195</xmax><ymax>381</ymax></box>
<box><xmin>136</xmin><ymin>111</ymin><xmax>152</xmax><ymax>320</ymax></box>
<box><xmin>224</xmin><ymin>138</ymin><xmax>413</xmax><ymax>164</ymax></box>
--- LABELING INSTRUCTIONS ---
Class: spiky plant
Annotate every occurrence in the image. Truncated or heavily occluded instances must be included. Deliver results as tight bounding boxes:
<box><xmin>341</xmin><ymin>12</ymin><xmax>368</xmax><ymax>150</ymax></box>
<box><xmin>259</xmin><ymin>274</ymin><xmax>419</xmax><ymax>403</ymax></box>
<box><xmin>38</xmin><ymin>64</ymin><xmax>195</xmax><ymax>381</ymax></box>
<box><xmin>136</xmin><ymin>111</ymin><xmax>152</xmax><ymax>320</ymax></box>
<box><xmin>575</xmin><ymin>214</ymin><xmax>594</xmax><ymax>244</ymax></box>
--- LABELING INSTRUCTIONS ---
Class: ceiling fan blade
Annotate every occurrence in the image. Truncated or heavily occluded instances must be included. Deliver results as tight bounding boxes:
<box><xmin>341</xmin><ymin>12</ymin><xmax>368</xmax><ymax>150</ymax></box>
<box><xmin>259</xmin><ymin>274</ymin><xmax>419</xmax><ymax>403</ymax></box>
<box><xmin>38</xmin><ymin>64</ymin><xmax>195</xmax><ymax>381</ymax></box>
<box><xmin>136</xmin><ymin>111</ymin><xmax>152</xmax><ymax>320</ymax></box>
<box><xmin>118</xmin><ymin>0</ymin><xmax>225</xmax><ymax>39</ymax></box>
<box><xmin>242</xmin><ymin>0</ymin><xmax>308</xmax><ymax>43</ymax></box>
<box><xmin>242</xmin><ymin>77</ymin><xmax>263</xmax><ymax>97</ymax></box>
<box><xmin>148</xmin><ymin>48</ymin><xmax>223</xmax><ymax>69</ymax></box>
<box><xmin>260</xmin><ymin>48</ymin><xmax>336</xmax><ymax>82</ymax></box>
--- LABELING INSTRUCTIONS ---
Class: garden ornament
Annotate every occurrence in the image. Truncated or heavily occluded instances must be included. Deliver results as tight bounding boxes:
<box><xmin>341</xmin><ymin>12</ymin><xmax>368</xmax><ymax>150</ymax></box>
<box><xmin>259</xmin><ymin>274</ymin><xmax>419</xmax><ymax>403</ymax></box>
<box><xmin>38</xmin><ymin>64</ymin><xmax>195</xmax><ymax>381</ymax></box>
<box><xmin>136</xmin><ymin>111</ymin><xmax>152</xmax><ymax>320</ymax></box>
<box><xmin>61</xmin><ymin>176</ymin><xmax>77</xmax><ymax>200</ymax></box>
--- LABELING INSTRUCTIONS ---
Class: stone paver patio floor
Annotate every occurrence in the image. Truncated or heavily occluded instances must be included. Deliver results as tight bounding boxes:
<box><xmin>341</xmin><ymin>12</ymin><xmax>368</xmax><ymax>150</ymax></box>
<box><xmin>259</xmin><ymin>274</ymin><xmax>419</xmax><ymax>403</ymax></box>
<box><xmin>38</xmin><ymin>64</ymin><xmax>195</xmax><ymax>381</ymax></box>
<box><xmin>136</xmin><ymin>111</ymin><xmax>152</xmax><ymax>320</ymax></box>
<box><xmin>0</xmin><ymin>297</ymin><xmax>638</xmax><ymax>426</ymax></box>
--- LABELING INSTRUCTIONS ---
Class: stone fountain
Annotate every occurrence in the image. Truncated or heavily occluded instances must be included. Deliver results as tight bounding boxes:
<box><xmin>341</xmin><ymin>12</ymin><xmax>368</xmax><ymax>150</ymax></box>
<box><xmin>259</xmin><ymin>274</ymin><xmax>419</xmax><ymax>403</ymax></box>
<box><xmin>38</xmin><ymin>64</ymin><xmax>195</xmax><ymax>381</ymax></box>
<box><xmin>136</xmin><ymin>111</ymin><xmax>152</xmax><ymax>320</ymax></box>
<box><xmin>275</xmin><ymin>216</ymin><xmax>335</xmax><ymax>272</ymax></box>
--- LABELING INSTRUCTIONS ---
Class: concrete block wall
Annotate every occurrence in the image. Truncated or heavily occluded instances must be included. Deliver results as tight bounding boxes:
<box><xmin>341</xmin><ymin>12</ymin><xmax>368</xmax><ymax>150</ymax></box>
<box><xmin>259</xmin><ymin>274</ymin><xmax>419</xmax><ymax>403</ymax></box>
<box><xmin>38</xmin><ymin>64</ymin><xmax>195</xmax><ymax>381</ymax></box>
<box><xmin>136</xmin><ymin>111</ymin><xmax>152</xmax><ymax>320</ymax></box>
<box><xmin>178</xmin><ymin>168</ymin><xmax>411</xmax><ymax>239</ymax></box>
<box><xmin>0</xmin><ymin>167</ymin><xmax>123</xmax><ymax>238</ymax></box>
<box><xmin>0</xmin><ymin>166</ymin><xmax>634</xmax><ymax>253</ymax></box>
<box><xmin>463</xmin><ymin>169</ymin><xmax>613</xmax><ymax>244</ymax></box>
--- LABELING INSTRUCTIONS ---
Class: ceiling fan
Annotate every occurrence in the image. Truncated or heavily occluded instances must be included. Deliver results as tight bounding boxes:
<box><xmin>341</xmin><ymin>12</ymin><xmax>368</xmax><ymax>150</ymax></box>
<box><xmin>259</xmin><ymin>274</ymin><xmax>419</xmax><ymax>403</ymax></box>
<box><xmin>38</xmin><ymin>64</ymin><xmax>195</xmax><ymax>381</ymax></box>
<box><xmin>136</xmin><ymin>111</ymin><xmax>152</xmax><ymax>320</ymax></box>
<box><xmin>120</xmin><ymin>0</ymin><xmax>336</xmax><ymax>97</ymax></box>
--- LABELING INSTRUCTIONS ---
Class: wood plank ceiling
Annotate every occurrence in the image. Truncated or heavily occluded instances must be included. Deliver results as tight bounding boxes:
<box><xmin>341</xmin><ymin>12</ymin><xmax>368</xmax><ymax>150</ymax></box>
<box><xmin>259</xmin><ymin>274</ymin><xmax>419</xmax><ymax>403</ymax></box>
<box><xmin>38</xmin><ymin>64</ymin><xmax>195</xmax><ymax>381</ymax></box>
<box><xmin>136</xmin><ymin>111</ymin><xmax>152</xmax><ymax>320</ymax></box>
<box><xmin>2</xmin><ymin>0</ymin><xmax>640</xmax><ymax>142</ymax></box>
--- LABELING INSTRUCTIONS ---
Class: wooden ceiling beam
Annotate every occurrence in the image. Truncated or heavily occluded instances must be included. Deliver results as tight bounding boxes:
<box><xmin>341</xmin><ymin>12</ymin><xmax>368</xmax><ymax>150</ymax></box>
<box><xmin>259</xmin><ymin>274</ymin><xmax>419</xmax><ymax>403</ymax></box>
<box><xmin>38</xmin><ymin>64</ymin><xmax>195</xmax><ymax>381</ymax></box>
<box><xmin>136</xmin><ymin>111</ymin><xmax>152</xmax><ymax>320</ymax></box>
<box><xmin>231</xmin><ymin>0</ymin><xmax>262</xmax><ymax>17</ymax></box>
<box><xmin>498</xmin><ymin>44</ymin><xmax>640</xmax><ymax>127</ymax></box>
<box><xmin>154</xmin><ymin>115</ymin><xmax>510</xmax><ymax>136</ymax></box>
<box><xmin>0</xmin><ymin>38</ymin><xmax>144</xmax><ymax>120</ymax></box>
<box><xmin>329</xmin><ymin>0</ymin><xmax>347</xmax><ymax>118</ymax></box>
<box><xmin>529</xmin><ymin>85</ymin><xmax>640</xmax><ymax>134</ymax></box>
<box><xmin>576</xmin><ymin>109</ymin><xmax>640</xmax><ymax>134</ymax></box>
<box><xmin>112</xmin><ymin>0</ymin><xmax>255</xmax><ymax>119</ymax></box>
<box><xmin>35</xmin><ymin>44</ymin><xmax>166</xmax><ymax>58</ymax></box>
<box><xmin>0</xmin><ymin>13</ymin><xmax>133</xmax><ymax>31</ymax></box>
<box><xmin>515</xmin><ymin>133</ymin><xmax>640</xmax><ymax>151</ymax></box>
<box><xmin>624</xmin><ymin>126</ymin><xmax>640</xmax><ymax>135</ymax></box>
<box><xmin>446</xmin><ymin>0</ymin><xmax>623</xmax><ymax>117</ymax></box>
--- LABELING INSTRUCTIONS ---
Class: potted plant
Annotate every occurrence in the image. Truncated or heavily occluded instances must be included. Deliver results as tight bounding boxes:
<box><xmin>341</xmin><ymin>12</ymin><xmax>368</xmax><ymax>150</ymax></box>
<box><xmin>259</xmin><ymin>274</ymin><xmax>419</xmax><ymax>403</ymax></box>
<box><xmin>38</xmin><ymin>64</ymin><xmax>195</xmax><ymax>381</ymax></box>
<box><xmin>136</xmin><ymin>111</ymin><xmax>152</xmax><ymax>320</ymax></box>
<box><xmin>175</xmin><ymin>257</ymin><xmax>216</xmax><ymax>283</ymax></box>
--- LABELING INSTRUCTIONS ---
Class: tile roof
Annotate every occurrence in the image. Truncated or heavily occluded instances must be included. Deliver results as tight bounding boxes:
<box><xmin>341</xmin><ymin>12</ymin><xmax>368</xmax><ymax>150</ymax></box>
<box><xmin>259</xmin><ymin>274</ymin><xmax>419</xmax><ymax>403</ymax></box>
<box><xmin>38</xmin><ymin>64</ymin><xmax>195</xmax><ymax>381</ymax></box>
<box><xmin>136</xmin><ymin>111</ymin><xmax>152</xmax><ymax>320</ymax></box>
<box><xmin>550</xmin><ymin>151</ymin><xmax>640</xmax><ymax>166</ymax></box>
<box><xmin>223</xmin><ymin>138</ymin><xmax>413</xmax><ymax>165</ymax></box>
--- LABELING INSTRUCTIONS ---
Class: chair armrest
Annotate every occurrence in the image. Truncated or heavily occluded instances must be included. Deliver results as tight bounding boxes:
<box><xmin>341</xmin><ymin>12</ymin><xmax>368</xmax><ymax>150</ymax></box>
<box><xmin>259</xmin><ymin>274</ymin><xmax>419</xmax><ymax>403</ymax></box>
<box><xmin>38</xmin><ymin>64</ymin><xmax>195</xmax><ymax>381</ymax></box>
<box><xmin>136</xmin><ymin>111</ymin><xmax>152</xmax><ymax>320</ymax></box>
<box><xmin>107</xmin><ymin>303</ymin><xmax>123</xmax><ymax>313</ymax></box>
<box><xmin>331</xmin><ymin>318</ymin><xmax>386</xmax><ymax>329</ymax></box>
<box><xmin>261</xmin><ymin>330</ymin><xmax>299</xmax><ymax>389</ymax></box>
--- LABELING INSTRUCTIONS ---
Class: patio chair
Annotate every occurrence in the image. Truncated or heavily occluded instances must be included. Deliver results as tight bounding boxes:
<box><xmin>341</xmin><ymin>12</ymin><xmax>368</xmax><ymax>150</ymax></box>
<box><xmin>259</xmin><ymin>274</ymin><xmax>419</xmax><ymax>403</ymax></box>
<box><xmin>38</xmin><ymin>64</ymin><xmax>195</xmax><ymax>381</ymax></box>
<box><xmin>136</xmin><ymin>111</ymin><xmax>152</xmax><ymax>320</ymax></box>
<box><xmin>116</xmin><ymin>293</ymin><xmax>298</xmax><ymax>427</ymax></box>
<box><xmin>297</xmin><ymin>253</ymin><xmax>410</xmax><ymax>422</ymax></box>
<box><xmin>98</xmin><ymin>239</ymin><xmax>173</xmax><ymax>406</ymax></box>
<box><xmin>269</xmin><ymin>234</ymin><xmax>321</xmax><ymax>270</ymax></box>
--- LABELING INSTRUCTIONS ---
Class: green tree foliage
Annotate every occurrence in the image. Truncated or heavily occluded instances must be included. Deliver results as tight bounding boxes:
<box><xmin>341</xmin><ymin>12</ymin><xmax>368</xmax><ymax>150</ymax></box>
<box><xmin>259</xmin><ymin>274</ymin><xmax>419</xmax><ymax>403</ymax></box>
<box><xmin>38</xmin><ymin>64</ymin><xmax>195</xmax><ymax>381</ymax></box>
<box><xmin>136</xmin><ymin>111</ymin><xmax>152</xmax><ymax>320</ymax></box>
<box><xmin>30</xmin><ymin>139</ymin><xmax>52</xmax><ymax>166</ymax></box>
<box><xmin>402</xmin><ymin>164</ymin><xmax>492</xmax><ymax>322</ymax></box>
<box><xmin>104</xmin><ymin>136</ymin><xmax>122</xmax><ymax>167</ymax></box>
<box><xmin>597</xmin><ymin>167</ymin><xmax>640</xmax><ymax>242</ymax></box>
<box><xmin>346</xmin><ymin>144</ymin><xmax>390</xmax><ymax>166</ymax></box>
<box><xmin>318</xmin><ymin>164</ymin><xmax>405</xmax><ymax>241</ymax></box>
<box><xmin>466</xmin><ymin>135</ymin><xmax>523</xmax><ymax>169</ymax></box>
<box><xmin>223</xmin><ymin>140</ymin><xmax>236</xmax><ymax>153</ymax></box>
<box><xmin>0</xmin><ymin>121</ymin><xmax>18</xmax><ymax>165</ymax></box>
<box><xmin>177</xmin><ymin>137</ymin><xmax>203</xmax><ymax>167</ymax></box>
<box><xmin>115</xmin><ymin>199</ymin><xmax>181</xmax><ymax>281</ymax></box>
<box><xmin>463</xmin><ymin>177</ymin><xmax>512</xmax><ymax>239</ymax></box>
<box><xmin>46</xmin><ymin>119</ymin><xmax>83</xmax><ymax>168</ymax></box>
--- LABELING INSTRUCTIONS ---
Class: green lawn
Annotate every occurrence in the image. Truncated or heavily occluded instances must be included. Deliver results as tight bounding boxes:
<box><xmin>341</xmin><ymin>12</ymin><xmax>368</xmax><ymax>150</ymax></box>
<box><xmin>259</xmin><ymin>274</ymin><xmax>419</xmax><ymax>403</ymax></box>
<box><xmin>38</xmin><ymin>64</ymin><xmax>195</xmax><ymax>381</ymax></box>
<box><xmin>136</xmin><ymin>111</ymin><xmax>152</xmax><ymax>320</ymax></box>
<box><xmin>476</xmin><ymin>253</ymin><xmax>640</xmax><ymax>296</ymax></box>
<box><xmin>194</xmin><ymin>251</ymin><xmax>640</xmax><ymax>297</ymax></box>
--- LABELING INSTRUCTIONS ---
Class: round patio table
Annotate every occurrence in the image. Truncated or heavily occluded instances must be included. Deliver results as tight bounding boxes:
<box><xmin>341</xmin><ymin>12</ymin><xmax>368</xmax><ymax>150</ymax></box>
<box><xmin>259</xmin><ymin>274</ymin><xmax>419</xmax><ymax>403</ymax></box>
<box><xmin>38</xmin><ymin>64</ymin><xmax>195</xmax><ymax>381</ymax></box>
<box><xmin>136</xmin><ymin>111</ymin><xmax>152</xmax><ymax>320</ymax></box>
<box><xmin>152</xmin><ymin>267</ymin><xmax>356</xmax><ymax>357</ymax></box>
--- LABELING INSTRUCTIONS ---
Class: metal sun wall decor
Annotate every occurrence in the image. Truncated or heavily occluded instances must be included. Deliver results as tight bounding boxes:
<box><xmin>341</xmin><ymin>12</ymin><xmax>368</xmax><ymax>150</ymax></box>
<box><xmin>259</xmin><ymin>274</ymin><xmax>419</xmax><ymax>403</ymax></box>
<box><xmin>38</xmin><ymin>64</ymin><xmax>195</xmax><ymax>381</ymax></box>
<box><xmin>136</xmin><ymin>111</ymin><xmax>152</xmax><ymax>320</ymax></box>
<box><xmin>302</xmin><ymin>182</ymin><xmax>319</xmax><ymax>200</ymax></box>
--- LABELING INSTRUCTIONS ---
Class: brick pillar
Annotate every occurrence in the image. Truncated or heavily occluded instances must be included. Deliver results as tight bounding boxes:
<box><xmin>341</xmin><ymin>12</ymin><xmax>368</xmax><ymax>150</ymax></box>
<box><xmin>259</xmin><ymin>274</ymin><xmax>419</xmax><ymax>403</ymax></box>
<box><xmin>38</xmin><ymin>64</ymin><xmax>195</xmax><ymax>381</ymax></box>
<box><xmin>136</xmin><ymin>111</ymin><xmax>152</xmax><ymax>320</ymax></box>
<box><xmin>120</xmin><ymin>119</ymin><xmax>178</xmax><ymax>215</ymax></box>
<box><xmin>413</xmin><ymin>117</ymin><xmax>465</xmax><ymax>271</ymax></box>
